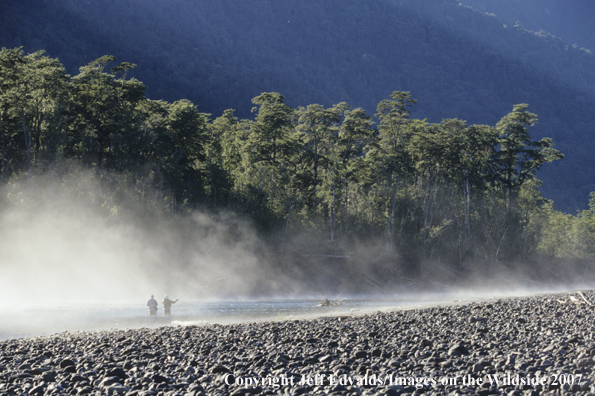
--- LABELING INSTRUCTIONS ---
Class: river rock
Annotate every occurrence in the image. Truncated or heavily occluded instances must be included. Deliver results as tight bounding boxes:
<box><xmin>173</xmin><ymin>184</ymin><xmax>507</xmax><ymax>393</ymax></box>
<box><xmin>1</xmin><ymin>290</ymin><xmax>594</xmax><ymax>396</ymax></box>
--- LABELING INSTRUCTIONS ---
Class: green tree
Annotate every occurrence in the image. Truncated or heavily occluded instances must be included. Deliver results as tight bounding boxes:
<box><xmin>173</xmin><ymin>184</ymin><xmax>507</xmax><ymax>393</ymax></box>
<box><xmin>575</xmin><ymin>193</ymin><xmax>595</xmax><ymax>258</ymax></box>
<box><xmin>0</xmin><ymin>48</ymin><xmax>27</xmax><ymax>184</ymax></box>
<box><xmin>66</xmin><ymin>55</ymin><xmax>147</xmax><ymax>178</ymax></box>
<box><xmin>488</xmin><ymin>104</ymin><xmax>563</xmax><ymax>259</ymax></box>
<box><xmin>242</xmin><ymin>93</ymin><xmax>298</xmax><ymax>227</ymax></box>
<box><xmin>493</xmin><ymin>104</ymin><xmax>564</xmax><ymax>210</ymax></box>
<box><xmin>295</xmin><ymin>103</ymin><xmax>343</xmax><ymax>203</ymax></box>
<box><xmin>156</xmin><ymin>99</ymin><xmax>210</xmax><ymax>212</ymax></box>
<box><xmin>0</xmin><ymin>48</ymin><xmax>68</xmax><ymax>189</ymax></box>
<box><xmin>247</xmin><ymin>92</ymin><xmax>295</xmax><ymax>166</ymax></box>
<box><xmin>372</xmin><ymin>91</ymin><xmax>418</xmax><ymax>251</ymax></box>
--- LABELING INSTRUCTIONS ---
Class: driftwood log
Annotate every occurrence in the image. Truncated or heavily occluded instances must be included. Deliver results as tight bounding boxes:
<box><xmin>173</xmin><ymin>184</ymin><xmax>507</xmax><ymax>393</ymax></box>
<box><xmin>318</xmin><ymin>296</ymin><xmax>346</xmax><ymax>306</ymax></box>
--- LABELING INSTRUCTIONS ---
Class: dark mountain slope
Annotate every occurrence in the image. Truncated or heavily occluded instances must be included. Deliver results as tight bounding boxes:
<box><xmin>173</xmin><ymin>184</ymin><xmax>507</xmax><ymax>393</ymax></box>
<box><xmin>459</xmin><ymin>0</ymin><xmax>595</xmax><ymax>51</ymax></box>
<box><xmin>2</xmin><ymin>0</ymin><xmax>595</xmax><ymax>211</ymax></box>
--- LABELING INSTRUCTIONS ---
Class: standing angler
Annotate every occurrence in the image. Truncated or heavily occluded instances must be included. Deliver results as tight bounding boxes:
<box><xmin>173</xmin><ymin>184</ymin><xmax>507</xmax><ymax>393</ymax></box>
<box><xmin>147</xmin><ymin>295</ymin><xmax>158</xmax><ymax>315</ymax></box>
<box><xmin>162</xmin><ymin>295</ymin><xmax>179</xmax><ymax>315</ymax></box>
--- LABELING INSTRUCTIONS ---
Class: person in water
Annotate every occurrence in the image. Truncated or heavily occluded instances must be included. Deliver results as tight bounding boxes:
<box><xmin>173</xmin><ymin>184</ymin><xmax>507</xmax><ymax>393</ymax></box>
<box><xmin>147</xmin><ymin>295</ymin><xmax>158</xmax><ymax>315</ymax></box>
<box><xmin>162</xmin><ymin>295</ymin><xmax>179</xmax><ymax>315</ymax></box>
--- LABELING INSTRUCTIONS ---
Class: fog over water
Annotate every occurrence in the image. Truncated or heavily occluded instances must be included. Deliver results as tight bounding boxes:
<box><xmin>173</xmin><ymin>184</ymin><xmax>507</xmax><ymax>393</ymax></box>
<box><xmin>1</xmin><ymin>293</ymin><xmax>547</xmax><ymax>340</ymax></box>
<box><xmin>0</xmin><ymin>180</ymin><xmax>593</xmax><ymax>340</ymax></box>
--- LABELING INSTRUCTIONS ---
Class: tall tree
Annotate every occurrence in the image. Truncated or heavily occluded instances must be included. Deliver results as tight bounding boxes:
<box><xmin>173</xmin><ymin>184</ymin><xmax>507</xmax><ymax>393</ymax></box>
<box><xmin>476</xmin><ymin>105</ymin><xmax>563</xmax><ymax>260</ymax></box>
<box><xmin>0</xmin><ymin>48</ymin><xmax>68</xmax><ymax>188</ymax></box>
<box><xmin>66</xmin><ymin>56</ymin><xmax>146</xmax><ymax>177</ymax></box>
<box><xmin>0</xmin><ymin>48</ymin><xmax>26</xmax><ymax>184</ymax></box>
<box><xmin>156</xmin><ymin>99</ymin><xmax>210</xmax><ymax>212</ymax></box>
<box><xmin>373</xmin><ymin>91</ymin><xmax>417</xmax><ymax>251</ymax></box>
<box><xmin>247</xmin><ymin>92</ymin><xmax>294</xmax><ymax>166</ymax></box>
<box><xmin>295</xmin><ymin>103</ymin><xmax>343</xmax><ymax>203</ymax></box>
<box><xmin>493</xmin><ymin>104</ymin><xmax>563</xmax><ymax>209</ymax></box>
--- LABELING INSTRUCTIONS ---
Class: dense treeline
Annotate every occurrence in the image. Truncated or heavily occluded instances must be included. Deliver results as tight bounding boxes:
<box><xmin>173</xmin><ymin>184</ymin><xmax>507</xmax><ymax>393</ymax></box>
<box><xmin>2</xmin><ymin>48</ymin><xmax>593</xmax><ymax>268</ymax></box>
<box><xmin>3</xmin><ymin>0</ymin><xmax>595</xmax><ymax>212</ymax></box>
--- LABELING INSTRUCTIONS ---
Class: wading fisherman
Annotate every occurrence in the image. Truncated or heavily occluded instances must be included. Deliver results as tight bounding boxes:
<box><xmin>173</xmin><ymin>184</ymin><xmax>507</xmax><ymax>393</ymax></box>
<box><xmin>147</xmin><ymin>295</ymin><xmax>158</xmax><ymax>315</ymax></box>
<box><xmin>162</xmin><ymin>295</ymin><xmax>179</xmax><ymax>315</ymax></box>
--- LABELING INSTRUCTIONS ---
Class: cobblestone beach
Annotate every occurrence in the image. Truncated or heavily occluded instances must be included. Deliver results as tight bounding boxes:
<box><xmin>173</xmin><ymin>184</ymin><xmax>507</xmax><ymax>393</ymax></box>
<box><xmin>1</xmin><ymin>291</ymin><xmax>594</xmax><ymax>396</ymax></box>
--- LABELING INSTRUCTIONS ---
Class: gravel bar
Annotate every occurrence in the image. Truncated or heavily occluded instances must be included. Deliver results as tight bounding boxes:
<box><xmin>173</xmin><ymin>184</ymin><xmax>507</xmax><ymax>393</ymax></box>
<box><xmin>1</xmin><ymin>291</ymin><xmax>594</xmax><ymax>396</ymax></box>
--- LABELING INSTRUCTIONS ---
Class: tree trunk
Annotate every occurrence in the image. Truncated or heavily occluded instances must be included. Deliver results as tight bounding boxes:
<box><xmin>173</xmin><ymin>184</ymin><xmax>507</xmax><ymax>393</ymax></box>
<box><xmin>329</xmin><ymin>179</ymin><xmax>336</xmax><ymax>246</ymax></box>
<box><xmin>423</xmin><ymin>174</ymin><xmax>433</xmax><ymax>251</ymax></box>
<box><xmin>281</xmin><ymin>202</ymin><xmax>293</xmax><ymax>253</ymax></box>
<box><xmin>386</xmin><ymin>176</ymin><xmax>400</xmax><ymax>252</ymax></box>
<box><xmin>1</xmin><ymin>129</ymin><xmax>6</xmax><ymax>184</ymax></box>
<box><xmin>22</xmin><ymin>111</ymin><xmax>32</xmax><ymax>192</ymax></box>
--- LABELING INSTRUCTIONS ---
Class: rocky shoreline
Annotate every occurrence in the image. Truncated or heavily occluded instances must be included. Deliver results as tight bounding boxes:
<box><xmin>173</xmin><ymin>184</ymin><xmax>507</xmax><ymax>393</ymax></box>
<box><xmin>1</xmin><ymin>291</ymin><xmax>594</xmax><ymax>396</ymax></box>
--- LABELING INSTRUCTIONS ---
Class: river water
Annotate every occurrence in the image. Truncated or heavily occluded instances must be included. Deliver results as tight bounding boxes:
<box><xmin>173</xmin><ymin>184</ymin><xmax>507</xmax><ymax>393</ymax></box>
<box><xmin>0</xmin><ymin>294</ymin><xmax>520</xmax><ymax>340</ymax></box>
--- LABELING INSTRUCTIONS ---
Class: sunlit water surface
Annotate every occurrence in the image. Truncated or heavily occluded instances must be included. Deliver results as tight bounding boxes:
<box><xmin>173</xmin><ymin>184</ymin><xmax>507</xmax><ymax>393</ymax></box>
<box><xmin>0</xmin><ymin>294</ymin><xmax>524</xmax><ymax>340</ymax></box>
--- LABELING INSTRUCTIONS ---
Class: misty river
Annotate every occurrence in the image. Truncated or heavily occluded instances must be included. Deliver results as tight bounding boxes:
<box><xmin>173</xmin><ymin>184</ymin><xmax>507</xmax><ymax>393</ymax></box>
<box><xmin>0</xmin><ymin>295</ymin><xmax>488</xmax><ymax>340</ymax></box>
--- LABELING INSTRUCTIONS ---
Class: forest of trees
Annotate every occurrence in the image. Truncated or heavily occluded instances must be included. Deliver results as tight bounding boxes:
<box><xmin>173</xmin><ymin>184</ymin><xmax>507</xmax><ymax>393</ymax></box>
<box><xmin>2</xmin><ymin>47</ymin><xmax>595</xmax><ymax>273</ymax></box>
<box><xmin>3</xmin><ymin>0</ymin><xmax>595</xmax><ymax>213</ymax></box>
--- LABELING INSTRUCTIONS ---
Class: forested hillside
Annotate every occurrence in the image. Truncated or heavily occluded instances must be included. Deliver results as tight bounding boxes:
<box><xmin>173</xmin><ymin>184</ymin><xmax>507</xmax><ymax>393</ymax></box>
<box><xmin>2</xmin><ymin>0</ymin><xmax>595</xmax><ymax>212</ymax></box>
<box><xmin>460</xmin><ymin>0</ymin><xmax>595</xmax><ymax>51</ymax></box>
<box><xmin>2</xmin><ymin>47</ymin><xmax>595</xmax><ymax>278</ymax></box>
<box><xmin>2</xmin><ymin>0</ymin><xmax>595</xmax><ymax>284</ymax></box>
